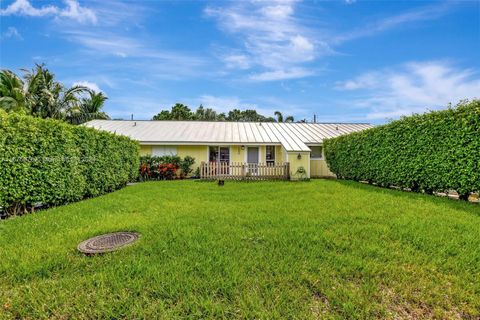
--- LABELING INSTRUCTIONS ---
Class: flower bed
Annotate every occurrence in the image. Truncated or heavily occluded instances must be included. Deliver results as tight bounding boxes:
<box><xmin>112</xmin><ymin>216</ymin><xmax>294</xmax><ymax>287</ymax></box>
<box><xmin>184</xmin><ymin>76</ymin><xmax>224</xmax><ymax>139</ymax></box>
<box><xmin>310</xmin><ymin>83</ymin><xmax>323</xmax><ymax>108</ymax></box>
<box><xmin>139</xmin><ymin>155</ymin><xmax>195</xmax><ymax>180</ymax></box>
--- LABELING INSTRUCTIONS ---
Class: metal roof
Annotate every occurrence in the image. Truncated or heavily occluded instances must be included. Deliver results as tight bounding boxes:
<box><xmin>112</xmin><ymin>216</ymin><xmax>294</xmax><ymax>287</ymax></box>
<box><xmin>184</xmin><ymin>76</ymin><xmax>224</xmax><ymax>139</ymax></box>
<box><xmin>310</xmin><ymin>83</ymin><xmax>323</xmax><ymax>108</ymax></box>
<box><xmin>84</xmin><ymin>120</ymin><xmax>372</xmax><ymax>152</ymax></box>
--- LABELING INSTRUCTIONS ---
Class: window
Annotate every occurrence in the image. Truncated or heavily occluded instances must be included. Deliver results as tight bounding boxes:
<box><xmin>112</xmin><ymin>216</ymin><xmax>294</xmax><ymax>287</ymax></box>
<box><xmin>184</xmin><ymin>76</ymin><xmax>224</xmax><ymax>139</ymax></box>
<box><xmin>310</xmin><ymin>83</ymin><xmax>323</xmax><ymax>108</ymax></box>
<box><xmin>152</xmin><ymin>146</ymin><xmax>177</xmax><ymax>156</ymax></box>
<box><xmin>219</xmin><ymin>147</ymin><xmax>230</xmax><ymax>163</ymax></box>
<box><xmin>209</xmin><ymin>146</ymin><xmax>218</xmax><ymax>162</ymax></box>
<box><xmin>310</xmin><ymin>146</ymin><xmax>323</xmax><ymax>159</ymax></box>
<box><xmin>209</xmin><ymin>146</ymin><xmax>230</xmax><ymax>163</ymax></box>
<box><xmin>266</xmin><ymin>145</ymin><xmax>275</xmax><ymax>165</ymax></box>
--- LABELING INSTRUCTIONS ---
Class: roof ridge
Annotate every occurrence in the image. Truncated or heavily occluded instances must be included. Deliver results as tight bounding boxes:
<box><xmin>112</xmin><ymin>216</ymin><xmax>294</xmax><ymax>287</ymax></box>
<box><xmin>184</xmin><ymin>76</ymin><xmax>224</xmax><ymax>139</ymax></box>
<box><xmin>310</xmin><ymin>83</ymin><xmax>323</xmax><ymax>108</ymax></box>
<box><xmin>90</xmin><ymin>119</ymin><xmax>372</xmax><ymax>125</ymax></box>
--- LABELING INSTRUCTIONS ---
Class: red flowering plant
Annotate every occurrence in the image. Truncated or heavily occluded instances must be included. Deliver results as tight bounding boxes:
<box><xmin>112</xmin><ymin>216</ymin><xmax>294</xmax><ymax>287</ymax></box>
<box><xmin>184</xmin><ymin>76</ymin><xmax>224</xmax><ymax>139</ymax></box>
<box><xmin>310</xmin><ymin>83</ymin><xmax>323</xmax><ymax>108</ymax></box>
<box><xmin>139</xmin><ymin>163</ymin><xmax>152</xmax><ymax>181</ymax></box>
<box><xmin>138</xmin><ymin>155</ymin><xmax>194</xmax><ymax>181</ymax></box>
<box><xmin>157</xmin><ymin>163</ymin><xmax>178</xmax><ymax>180</ymax></box>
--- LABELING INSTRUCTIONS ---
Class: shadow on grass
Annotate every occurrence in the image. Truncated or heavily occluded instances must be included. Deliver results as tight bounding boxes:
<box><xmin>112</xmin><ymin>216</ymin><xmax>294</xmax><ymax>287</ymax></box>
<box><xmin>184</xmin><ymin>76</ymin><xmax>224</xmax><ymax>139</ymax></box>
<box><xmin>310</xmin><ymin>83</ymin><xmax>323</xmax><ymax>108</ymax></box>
<box><xmin>330</xmin><ymin>179</ymin><xmax>480</xmax><ymax>216</ymax></box>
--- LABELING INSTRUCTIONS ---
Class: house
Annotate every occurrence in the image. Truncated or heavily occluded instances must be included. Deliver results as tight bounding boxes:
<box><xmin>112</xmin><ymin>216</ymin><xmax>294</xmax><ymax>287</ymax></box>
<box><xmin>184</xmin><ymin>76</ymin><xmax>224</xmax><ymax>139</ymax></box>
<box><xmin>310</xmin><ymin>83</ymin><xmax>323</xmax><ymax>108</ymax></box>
<box><xmin>85</xmin><ymin>120</ymin><xmax>372</xmax><ymax>180</ymax></box>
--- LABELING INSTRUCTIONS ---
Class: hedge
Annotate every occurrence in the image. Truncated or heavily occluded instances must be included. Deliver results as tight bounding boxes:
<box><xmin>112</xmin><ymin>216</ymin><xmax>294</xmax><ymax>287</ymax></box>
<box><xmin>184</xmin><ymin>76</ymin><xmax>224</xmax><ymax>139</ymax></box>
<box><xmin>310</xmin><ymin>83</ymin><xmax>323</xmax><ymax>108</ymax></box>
<box><xmin>0</xmin><ymin>111</ymin><xmax>139</xmax><ymax>216</ymax></box>
<box><xmin>324</xmin><ymin>100</ymin><xmax>480</xmax><ymax>200</ymax></box>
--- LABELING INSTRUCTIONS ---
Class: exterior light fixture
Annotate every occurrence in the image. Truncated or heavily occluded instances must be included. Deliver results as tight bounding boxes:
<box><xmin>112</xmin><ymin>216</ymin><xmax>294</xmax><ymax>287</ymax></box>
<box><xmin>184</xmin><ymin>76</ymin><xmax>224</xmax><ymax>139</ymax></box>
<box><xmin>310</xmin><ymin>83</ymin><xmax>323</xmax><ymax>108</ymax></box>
<box><xmin>297</xmin><ymin>153</ymin><xmax>302</xmax><ymax>160</ymax></box>
<box><xmin>241</xmin><ymin>145</ymin><xmax>245</xmax><ymax>150</ymax></box>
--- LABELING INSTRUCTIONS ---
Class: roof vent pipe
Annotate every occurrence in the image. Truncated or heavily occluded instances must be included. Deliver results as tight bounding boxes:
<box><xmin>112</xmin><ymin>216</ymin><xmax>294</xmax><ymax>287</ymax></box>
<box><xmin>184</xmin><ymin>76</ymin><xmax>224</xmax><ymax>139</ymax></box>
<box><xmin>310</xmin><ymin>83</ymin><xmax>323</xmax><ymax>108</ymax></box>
<box><xmin>335</xmin><ymin>125</ymin><xmax>339</xmax><ymax>130</ymax></box>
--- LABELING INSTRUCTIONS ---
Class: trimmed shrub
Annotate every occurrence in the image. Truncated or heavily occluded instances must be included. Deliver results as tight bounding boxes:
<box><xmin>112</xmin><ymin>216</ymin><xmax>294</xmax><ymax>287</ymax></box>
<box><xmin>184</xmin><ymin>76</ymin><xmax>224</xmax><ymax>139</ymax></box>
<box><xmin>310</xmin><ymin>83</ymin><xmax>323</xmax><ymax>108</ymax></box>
<box><xmin>324</xmin><ymin>100</ymin><xmax>480</xmax><ymax>199</ymax></box>
<box><xmin>0</xmin><ymin>111</ymin><xmax>139</xmax><ymax>216</ymax></box>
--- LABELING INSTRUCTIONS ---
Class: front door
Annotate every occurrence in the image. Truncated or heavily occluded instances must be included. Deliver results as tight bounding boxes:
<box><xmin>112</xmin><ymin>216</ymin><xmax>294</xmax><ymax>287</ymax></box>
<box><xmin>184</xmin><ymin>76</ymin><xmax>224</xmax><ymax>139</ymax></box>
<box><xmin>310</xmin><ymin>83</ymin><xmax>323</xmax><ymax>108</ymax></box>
<box><xmin>247</xmin><ymin>147</ymin><xmax>259</xmax><ymax>175</ymax></box>
<box><xmin>247</xmin><ymin>147</ymin><xmax>259</xmax><ymax>163</ymax></box>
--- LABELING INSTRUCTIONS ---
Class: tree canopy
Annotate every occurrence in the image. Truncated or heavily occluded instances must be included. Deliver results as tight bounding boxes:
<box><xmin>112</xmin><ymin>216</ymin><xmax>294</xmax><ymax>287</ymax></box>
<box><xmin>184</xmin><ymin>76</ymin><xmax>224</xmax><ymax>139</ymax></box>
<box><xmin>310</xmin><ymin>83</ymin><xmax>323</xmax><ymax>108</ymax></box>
<box><xmin>152</xmin><ymin>105</ymin><xmax>285</xmax><ymax>122</ymax></box>
<box><xmin>0</xmin><ymin>64</ymin><xmax>110</xmax><ymax>124</ymax></box>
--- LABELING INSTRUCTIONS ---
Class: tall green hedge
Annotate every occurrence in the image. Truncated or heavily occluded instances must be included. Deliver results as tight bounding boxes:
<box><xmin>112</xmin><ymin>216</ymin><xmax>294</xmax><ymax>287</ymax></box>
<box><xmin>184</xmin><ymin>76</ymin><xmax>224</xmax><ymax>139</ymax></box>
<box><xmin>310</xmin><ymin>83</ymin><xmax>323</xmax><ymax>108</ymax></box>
<box><xmin>324</xmin><ymin>100</ymin><xmax>480</xmax><ymax>199</ymax></box>
<box><xmin>0</xmin><ymin>111</ymin><xmax>139</xmax><ymax>215</ymax></box>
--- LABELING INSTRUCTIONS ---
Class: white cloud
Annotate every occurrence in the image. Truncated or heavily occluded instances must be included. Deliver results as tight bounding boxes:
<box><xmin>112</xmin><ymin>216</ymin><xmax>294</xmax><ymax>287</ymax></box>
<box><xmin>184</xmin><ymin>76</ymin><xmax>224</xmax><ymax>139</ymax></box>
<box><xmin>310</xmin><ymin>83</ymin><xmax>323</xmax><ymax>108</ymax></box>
<box><xmin>60</xmin><ymin>30</ymin><xmax>210</xmax><ymax>80</ymax></box>
<box><xmin>0</xmin><ymin>0</ymin><xmax>96</xmax><ymax>24</ymax></box>
<box><xmin>223</xmin><ymin>54</ymin><xmax>251</xmax><ymax>70</ymax></box>
<box><xmin>333</xmin><ymin>3</ymin><xmax>452</xmax><ymax>44</ymax></box>
<box><xmin>1</xmin><ymin>26</ymin><xmax>23</xmax><ymax>40</ymax></box>
<box><xmin>73</xmin><ymin>81</ymin><xmax>102</xmax><ymax>93</ymax></box>
<box><xmin>0</xmin><ymin>0</ymin><xmax>58</xmax><ymax>16</ymax></box>
<box><xmin>335</xmin><ymin>72</ymin><xmax>379</xmax><ymax>90</ymax></box>
<box><xmin>205</xmin><ymin>0</ymin><xmax>322</xmax><ymax>81</ymax></box>
<box><xmin>250</xmin><ymin>68</ymin><xmax>314</xmax><ymax>81</ymax></box>
<box><xmin>205</xmin><ymin>1</ymin><xmax>453</xmax><ymax>82</ymax></box>
<box><xmin>59</xmin><ymin>0</ymin><xmax>97</xmax><ymax>24</ymax></box>
<box><xmin>336</xmin><ymin>61</ymin><xmax>480</xmax><ymax>120</ymax></box>
<box><xmin>64</xmin><ymin>31</ymin><xmax>139</xmax><ymax>57</ymax></box>
<box><xmin>260</xmin><ymin>4</ymin><xmax>294</xmax><ymax>19</ymax></box>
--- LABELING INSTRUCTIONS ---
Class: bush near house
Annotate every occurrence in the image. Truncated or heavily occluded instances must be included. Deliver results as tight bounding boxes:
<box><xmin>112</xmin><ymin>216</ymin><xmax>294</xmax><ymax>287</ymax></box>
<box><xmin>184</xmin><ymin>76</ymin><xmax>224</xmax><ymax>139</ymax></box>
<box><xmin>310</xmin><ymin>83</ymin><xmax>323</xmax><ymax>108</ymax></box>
<box><xmin>324</xmin><ymin>100</ymin><xmax>480</xmax><ymax>200</ymax></box>
<box><xmin>139</xmin><ymin>155</ymin><xmax>195</xmax><ymax>180</ymax></box>
<box><xmin>0</xmin><ymin>111</ymin><xmax>139</xmax><ymax>216</ymax></box>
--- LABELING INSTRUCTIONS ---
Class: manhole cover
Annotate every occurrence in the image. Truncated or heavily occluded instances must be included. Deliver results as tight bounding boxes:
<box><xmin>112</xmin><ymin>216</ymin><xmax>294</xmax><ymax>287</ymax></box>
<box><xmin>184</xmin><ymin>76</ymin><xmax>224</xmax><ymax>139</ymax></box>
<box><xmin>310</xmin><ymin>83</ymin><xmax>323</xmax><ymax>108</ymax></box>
<box><xmin>78</xmin><ymin>232</ymin><xmax>140</xmax><ymax>255</ymax></box>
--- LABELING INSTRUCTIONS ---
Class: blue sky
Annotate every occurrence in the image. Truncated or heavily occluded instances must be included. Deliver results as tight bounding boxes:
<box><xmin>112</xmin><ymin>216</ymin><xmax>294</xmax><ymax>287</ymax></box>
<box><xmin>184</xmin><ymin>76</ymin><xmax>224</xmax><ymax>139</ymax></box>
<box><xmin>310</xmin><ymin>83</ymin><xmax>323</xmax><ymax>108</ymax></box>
<box><xmin>1</xmin><ymin>0</ymin><xmax>479</xmax><ymax>123</ymax></box>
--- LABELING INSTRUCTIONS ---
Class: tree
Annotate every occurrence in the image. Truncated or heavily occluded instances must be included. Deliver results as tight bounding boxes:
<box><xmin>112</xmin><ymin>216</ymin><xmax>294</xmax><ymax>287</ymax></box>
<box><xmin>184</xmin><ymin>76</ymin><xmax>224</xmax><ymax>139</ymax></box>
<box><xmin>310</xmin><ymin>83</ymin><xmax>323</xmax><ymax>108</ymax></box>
<box><xmin>0</xmin><ymin>64</ymin><xmax>91</xmax><ymax>121</ymax></box>
<box><xmin>153</xmin><ymin>103</ymin><xmax>193</xmax><ymax>120</ymax></box>
<box><xmin>274</xmin><ymin>111</ymin><xmax>283</xmax><ymax>122</ymax></box>
<box><xmin>274</xmin><ymin>111</ymin><xmax>294</xmax><ymax>123</ymax></box>
<box><xmin>152</xmin><ymin>110</ymin><xmax>172</xmax><ymax>120</ymax></box>
<box><xmin>226</xmin><ymin>109</ymin><xmax>243</xmax><ymax>121</ymax></box>
<box><xmin>22</xmin><ymin>64</ymin><xmax>88</xmax><ymax>120</ymax></box>
<box><xmin>152</xmin><ymin>104</ymin><xmax>286</xmax><ymax>122</ymax></box>
<box><xmin>195</xmin><ymin>105</ymin><xmax>222</xmax><ymax>121</ymax></box>
<box><xmin>225</xmin><ymin>109</ymin><xmax>275</xmax><ymax>122</ymax></box>
<box><xmin>170</xmin><ymin>103</ymin><xmax>192</xmax><ymax>120</ymax></box>
<box><xmin>68</xmin><ymin>91</ymin><xmax>110</xmax><ymax>124</ymax></box>
<box><xmin>0</xmin><ymin>70</ymin><xmax>26</xmax><ymax>113</ymax></box>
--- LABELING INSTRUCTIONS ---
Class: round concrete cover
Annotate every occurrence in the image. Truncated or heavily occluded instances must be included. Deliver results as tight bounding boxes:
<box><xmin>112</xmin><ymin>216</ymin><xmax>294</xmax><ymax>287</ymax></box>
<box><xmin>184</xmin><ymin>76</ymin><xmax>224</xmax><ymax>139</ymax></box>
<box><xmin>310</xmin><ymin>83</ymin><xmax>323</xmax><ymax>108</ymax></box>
<box><xmin>78</xmin><ymin>232</ymin><xmax>140</xmax><ymax>254</ymax></box>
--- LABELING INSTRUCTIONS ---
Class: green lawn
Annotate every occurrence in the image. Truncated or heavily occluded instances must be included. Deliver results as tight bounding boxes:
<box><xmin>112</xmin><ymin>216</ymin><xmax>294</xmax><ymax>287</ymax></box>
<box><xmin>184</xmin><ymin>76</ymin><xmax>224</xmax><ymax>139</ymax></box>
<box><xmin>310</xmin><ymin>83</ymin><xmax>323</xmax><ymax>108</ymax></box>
<box><xmin>1</xmin><ymin>180</ymin><xmax>479</xmax><ymax>319</ymax></box>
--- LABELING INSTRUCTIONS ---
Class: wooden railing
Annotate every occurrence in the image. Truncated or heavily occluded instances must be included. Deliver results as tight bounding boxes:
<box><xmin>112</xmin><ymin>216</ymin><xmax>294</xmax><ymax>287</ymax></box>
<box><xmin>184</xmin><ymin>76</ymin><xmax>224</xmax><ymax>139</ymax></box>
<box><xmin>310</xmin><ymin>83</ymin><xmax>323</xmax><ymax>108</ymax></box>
<box><xmin>200</xmin><ymin>162</ymin><xmax>290</xmax><ymax>180</ymax></box>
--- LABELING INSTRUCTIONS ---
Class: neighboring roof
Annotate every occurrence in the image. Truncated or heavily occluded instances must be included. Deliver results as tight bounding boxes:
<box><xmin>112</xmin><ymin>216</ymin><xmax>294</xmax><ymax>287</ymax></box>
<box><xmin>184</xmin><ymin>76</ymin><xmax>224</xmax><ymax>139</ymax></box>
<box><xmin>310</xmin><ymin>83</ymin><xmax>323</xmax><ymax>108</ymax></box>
<box><xmin>84</xmin><ymin>120</ymin><xmax>372</xmax><ymax>152</ymax></box>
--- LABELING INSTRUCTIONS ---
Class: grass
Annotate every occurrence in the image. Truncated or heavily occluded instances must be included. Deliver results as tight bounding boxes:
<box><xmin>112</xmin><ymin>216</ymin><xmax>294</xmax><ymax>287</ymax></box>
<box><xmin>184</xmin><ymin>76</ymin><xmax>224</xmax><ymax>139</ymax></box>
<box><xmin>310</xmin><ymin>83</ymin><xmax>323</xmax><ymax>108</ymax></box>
<box><xmin>1</xmin><ymin>180</ymin><xmax>479</xmax><ymax>319</ymax></box>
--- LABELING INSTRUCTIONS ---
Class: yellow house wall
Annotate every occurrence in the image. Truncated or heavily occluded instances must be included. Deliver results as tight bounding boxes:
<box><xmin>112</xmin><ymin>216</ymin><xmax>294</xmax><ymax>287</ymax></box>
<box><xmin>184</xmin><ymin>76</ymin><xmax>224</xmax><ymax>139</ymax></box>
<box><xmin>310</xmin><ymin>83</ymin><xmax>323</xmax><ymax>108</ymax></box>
<box><xmin>177</xmin><ymin>145</ymin><xmax>208</xmax><ymax>171</ymax></box>
<box><xmin>287</xmin><ymin>151</ymin><xmax>310</xmax><ymax>180</ymax></box>
<box><xmin>231</xmin><ymin>145</ymin><xmax>283</xmax><ymax>163</ymax></box>
<box><xmin>139</xmin><ymin>145</ymin><xmax>152</xmax><ymax>156</ymax></box>
<box><xmin>231</xmin><ymin>145</ymin><xmax>246</xmax><ymax>163</ymax></box>
<box><xmin>259</xmin><ymin>145</ymin><xmax>265</xmax><ymax>163</ymax></box>
<box><xmin>140</xmin><ymin>143</ymin><xmax>302</xmax><ymax>178</ymax></box>
<box><xmin>275</xmin><ymin>145</ymin><xmax>283</xmax><ymax>163</ymax></box>
<box><xmin>310</xmin><ymin>160</ymin><xmax>335</xmax><ymax>178</ymax></box>
<box><xmin>279</xmin><ymin>146</ymin><xmax>288</xmax><ymax>162</ymax></box>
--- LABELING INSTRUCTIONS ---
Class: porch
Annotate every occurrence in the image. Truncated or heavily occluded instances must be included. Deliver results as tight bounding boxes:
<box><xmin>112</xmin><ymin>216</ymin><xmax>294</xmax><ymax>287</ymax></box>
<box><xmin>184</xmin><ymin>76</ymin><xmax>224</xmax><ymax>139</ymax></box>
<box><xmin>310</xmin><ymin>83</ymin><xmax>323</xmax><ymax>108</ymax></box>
<box><xmin>200</xmin><ymin>161</ymin><xmax>290</xmax><ymax>181</ymax></box>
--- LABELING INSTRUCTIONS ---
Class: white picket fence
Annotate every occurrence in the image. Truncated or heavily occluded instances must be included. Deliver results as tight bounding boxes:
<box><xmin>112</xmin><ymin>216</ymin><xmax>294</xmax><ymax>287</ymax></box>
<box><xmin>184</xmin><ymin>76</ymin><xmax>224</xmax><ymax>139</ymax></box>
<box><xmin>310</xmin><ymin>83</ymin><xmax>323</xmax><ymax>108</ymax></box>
<box><xmin>200</xmin><ymin>162</ymin><xmax>290</xmax><ymax>180</ymax></box>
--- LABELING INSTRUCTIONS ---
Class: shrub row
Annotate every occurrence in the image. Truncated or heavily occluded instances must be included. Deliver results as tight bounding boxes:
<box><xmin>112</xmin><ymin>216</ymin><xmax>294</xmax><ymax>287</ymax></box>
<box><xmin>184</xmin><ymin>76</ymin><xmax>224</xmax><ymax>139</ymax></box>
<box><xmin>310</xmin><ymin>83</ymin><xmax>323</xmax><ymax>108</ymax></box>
<box><xmin>0</xmin><ymin>111</ymin><xmax>139</xmax><ymax>216</ymax></box>
<box><xmin>139</xmin><ymin>155</ymin><xmax>195</xmax><ymax>180</ymax></box>
<box><xmin>324</xmin><ymin>100</ymin><xmax>480</xmax><ymax>199</ymax></box>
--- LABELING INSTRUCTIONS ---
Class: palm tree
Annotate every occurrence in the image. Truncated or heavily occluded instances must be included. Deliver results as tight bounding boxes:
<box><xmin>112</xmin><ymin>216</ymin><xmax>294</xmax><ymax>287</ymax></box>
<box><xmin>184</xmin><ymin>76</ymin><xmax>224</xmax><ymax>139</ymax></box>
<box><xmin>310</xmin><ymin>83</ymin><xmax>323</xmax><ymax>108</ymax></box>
<box><xmin>0</xmin><ymin>64</ymin><xmax>90</xmax><ymax>121</ymax></box>
<box><xmin>274</xmin><ymin>111</ymin><xmax>294</xmax><ymax>123</ymax></box>
<box><xmin>0</xmin><ymin>70</ymin><xmax>27</xmax><ymax>112</ymax></box>
<box><xmin>68</xmin><ymin>91</ymin><xmax>109</xmax><ymax>124</ymax></box>
<box><xmin>23</xmin><ymin>64</ymin><xmax>88</xmax><ymax>120</ymax></box>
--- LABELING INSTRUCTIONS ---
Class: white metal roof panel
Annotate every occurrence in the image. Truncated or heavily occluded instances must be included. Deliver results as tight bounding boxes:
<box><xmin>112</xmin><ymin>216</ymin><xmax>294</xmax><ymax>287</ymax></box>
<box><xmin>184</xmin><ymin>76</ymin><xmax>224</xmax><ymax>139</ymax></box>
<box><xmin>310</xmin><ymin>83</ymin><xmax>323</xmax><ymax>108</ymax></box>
<box><xmin>84</xmin><ymin>120</ymin><xmax>372</xmax><ymax>152</ymax></box>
